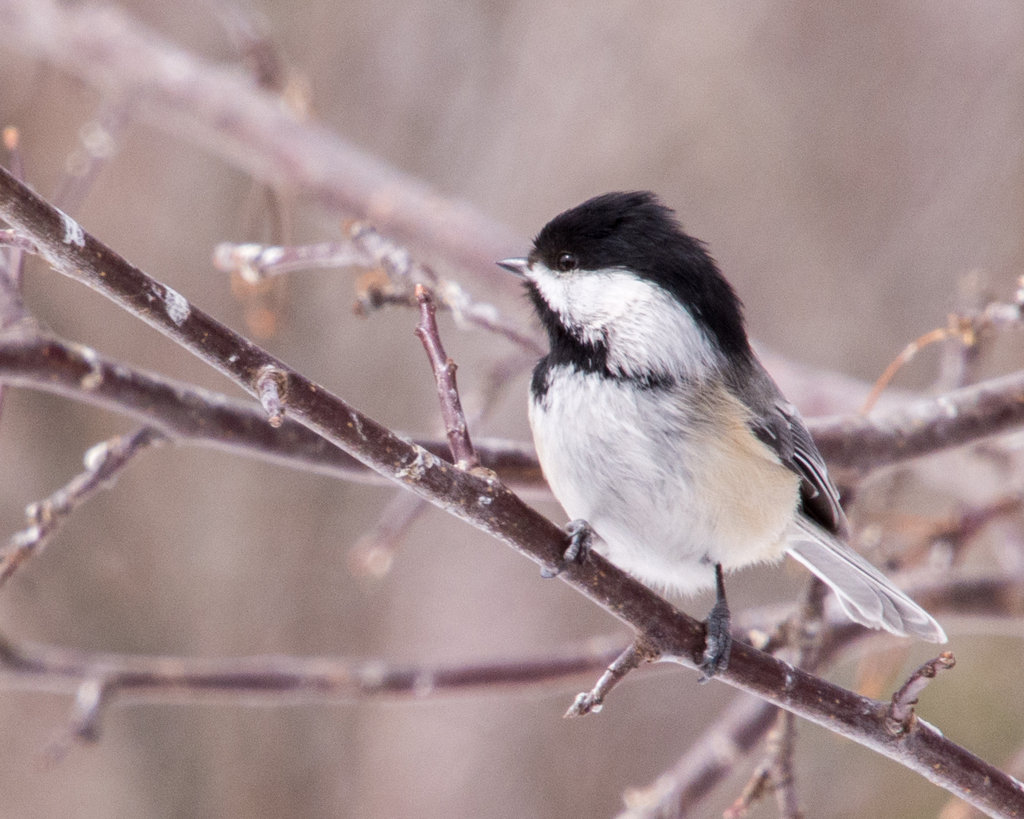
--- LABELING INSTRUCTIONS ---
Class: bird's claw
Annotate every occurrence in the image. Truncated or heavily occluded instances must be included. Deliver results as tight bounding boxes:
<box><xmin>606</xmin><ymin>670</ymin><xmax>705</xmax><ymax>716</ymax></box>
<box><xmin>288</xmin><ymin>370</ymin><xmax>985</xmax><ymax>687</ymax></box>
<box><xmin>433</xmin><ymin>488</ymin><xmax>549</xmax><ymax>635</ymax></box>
<box><xmin>698</xmin><ymin>597</ymin><xmax>732</xmax><ymax>682</ymax></box>
<box><xmin>541</xmin><ymin>519</ymin><xmax>594</xmax><ymax>578</ymax></box>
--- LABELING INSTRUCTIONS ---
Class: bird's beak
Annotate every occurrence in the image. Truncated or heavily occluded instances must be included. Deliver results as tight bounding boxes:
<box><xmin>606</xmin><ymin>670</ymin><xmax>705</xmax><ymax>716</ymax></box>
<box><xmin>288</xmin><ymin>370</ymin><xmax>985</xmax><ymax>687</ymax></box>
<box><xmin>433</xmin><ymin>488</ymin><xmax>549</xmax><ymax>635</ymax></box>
<box><xmin>497</xmin><ymin>257</ymin><xmax>530</xmax><ymax>278</ymax></box>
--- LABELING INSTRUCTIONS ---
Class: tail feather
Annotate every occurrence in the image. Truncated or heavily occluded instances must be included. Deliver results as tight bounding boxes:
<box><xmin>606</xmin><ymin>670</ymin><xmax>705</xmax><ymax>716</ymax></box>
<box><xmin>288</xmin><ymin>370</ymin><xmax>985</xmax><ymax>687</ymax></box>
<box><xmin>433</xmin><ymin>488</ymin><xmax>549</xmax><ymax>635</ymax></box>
<box><xmin>786</xmin><ymin>516</ymin><xmax>947</xmax><ymax>643</ymax></box>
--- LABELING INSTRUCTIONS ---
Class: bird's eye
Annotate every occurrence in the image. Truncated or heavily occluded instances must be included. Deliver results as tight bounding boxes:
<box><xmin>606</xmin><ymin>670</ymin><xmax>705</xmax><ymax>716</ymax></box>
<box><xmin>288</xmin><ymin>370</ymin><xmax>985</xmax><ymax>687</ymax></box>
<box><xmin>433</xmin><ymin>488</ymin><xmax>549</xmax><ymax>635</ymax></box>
<box><xmin>556</xmin><ymin>252</ymin><xmax>578</xmax><ymax>272</ymax></box>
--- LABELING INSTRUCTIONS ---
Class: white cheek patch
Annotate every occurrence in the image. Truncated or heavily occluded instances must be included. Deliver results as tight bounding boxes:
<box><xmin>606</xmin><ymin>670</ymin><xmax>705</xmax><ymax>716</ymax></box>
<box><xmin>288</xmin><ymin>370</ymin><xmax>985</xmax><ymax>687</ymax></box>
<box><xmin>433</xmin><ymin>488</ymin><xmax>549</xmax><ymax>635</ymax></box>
<box><xmin>528</xmin><ymin>264</ymin><xmax>720</xmax><ymax>379</ymax></box>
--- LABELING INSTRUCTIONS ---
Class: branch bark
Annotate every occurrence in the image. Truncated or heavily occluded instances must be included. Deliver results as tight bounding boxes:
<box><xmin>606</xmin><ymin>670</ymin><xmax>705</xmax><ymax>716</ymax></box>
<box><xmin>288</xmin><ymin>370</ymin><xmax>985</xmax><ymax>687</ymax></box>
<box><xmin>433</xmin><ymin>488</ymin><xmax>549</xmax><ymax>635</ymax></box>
<box><xmin>0</xmin><ymin>160</ymin><xmax>1021</xmax><ymax>818</ymax></box>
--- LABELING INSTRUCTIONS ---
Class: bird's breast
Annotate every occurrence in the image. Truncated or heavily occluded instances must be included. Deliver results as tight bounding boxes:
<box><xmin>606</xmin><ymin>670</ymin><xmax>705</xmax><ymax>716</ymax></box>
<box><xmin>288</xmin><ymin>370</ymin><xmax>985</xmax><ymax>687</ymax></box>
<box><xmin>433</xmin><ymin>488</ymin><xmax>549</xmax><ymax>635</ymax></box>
<box><xmin>528</xmin><ymin>366</ymin><xmax>801</xmax><ymax>594</ymax></box>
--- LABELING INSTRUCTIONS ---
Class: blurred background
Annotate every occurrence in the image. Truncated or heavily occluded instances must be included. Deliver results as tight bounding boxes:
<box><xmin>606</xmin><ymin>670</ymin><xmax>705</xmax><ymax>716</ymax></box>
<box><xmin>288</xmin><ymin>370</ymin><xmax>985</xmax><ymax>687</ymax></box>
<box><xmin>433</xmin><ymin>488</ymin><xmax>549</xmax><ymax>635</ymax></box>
<box><xmin>2</xmin><ymin>1</ymin><xmax>1024</xmax><ymax>817</ymax></box>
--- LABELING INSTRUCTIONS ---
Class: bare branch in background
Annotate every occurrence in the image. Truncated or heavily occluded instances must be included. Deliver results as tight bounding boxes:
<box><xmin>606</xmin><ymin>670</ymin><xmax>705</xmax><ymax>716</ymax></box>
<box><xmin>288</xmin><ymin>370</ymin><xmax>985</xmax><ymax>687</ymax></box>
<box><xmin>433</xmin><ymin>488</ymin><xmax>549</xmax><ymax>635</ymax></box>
<box><xmin>51</xmin><ymin>99</ymin><xmax>129</xmax><ymax>216</ymax></box>
<box><xmin>0</xmin><ymin>631</ymin><xmax>627</xmax><ymax>759</ymax></box>
<box><xmin>0</xmin><ymin>427</ymin><xmax>165</xmax><ymax>588</ymax></box>
<box><xmin>860</xmin><ymin>281</ymin><xmax>1024</xmax><ymax>413</ymax></box>
<box><xmin>215</xmin><ymin>225</ymin><xmax>544</xmax><ymax>354</ymax></box>
<box><xmin>0</xmin><ymin>0</ymin><xmax>525</xmax><ymax>276</ymax></box>
<box><xmin>0</xmin><ymin>331</ymin><xmax>546</xmax><ymax>493</ymax></box>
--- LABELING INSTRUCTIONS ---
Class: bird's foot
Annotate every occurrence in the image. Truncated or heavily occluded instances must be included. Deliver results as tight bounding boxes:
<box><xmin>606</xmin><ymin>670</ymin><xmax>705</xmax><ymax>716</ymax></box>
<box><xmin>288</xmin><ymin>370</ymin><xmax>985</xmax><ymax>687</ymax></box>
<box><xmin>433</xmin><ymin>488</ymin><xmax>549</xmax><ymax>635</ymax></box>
<box><xmin>541</xmin><ymin>519</ymin><xmax>594</xmax><ymax>578</ymax></box>
<box><xmin>698</xmin><ymin>564</ymin><xmax>731</xmax><ymax>682</ymax></box>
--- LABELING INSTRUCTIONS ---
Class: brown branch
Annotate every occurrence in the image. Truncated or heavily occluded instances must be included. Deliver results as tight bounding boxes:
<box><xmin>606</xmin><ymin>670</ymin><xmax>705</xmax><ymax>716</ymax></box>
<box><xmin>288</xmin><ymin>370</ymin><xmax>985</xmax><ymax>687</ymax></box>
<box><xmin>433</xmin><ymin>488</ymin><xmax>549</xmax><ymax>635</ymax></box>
<box><xmin>0</xmin><ymin>631</ymin><xmax>626</xmax><ymax>705</ymax></box>
<box><xmin>617</xmin><ymin>573</ymin><xmax>994</xmax><ymax>819</ymax></box>
<box><xmin>0</xmin><ymin>426</ymin><xmax>164</xmax><ymax>587</ymax></box>
<box><xmin>886</xmin><ymin>652</ymin><xmax>957</xmax><ymax>734</ymax></box>
<box><xmin>809</xmin><ymin>369</ymin><xmax>1024</xmax><ymax>475</ymax></box>
<box><xmin>620</xmin><ymin>695</ymin><xmax>780</xmax><ymax>819</ymax></box>
<box><xmin>214</xmin><ymin>231</ymin><xmax>544</xmax><ymax>354</ymax></box>
<box><xmin>0</xmin><ymin>331</ymin><xmax>546</xmax><ymax>493</ymax></box>
<box><xmin>415</xmin><ymin>285</ymin><xmax>479</xmax><ymax>470</ymax></box>
<box><xmin>0</xmin><ymin>228</ymin><xmax>35</xmax><ymax>254</ymax></box>
<box><xmin>724</xmin><ymin>711</ymin><xmax>803</xmax><ymax>819</ymax></box>
<box><xmin>1</xmin><ymin>167</ymin><xmax>1022</xmax><ymax>817</ymax></box>
<box><xmin>254</xmin><ymin>364</ymin><xmax>287</xmax><ymax>428</ymax></box>
<box><xmin>564</xmin><ymin>638</ymin><xmax>659</xmax><ymax>718</ymax></box>
<box><xmin>51</xmin><ymin>98</ymin><xmax>130</xmax><ymax>216</ymax></box>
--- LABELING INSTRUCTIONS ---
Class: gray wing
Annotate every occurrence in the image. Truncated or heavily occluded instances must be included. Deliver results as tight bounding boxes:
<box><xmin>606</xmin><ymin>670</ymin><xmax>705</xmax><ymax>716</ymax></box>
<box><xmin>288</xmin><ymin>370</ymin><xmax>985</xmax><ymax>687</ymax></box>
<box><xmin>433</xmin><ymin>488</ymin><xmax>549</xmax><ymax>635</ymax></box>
<box><xmin>728</xmin><ymin>358</ymin><xmax>848</xmax><ymax>536</ymax></box>
<box><xmin>728</xmin><ymin>357</ymin><xmax>946</xmax><ymax>643</ymax></box>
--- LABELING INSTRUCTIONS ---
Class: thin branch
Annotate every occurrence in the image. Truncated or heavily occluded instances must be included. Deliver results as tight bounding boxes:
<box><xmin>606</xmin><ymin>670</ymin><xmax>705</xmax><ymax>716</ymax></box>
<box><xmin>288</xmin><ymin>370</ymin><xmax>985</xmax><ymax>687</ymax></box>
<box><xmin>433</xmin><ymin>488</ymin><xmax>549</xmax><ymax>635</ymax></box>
<box><xmin>0</xmin><ymin>228</ymin><xmax>36</xmax><ymax>253</ymax></box>
<box><xmin>214</xmin><ymin>229</ymin><xmax>545</xmax><ymax>354</ymax></box>
<box><xmin>861</xmin><ymin>281</ymin><xmax>1024</xmax><ymax>412</ymax></box>
<box><xmin>724</xmin><ymin>711</ymin><xmax>803</xmax><ymax>819</ymax></box>
<box><xmin>620</xmin><ymin>695</ymin><xmax>779</xmax><ymax>819</ymax></box>
<box><xmin>886</xmin><ymin>652</ymin><xmax>957</xmax><ymax>734</ymax></box>
<box><xmin>0</xmin><ymin>426</ymin><xmax>165</xmax><ymax>588</ymax></box>
<box><xmin>0</xmin><ymin>166</ymin><xmax>1022</xmax><ymax>818</ymax></box>
<box><xmin>0</xmin><ymin>632</ymin><xmax>626</xmax><ymax>704</ymax></box>
<box><xmin>565</xmin><ymin>638</ymin><xmax>658</xmax><ymax>718</ymax></box>
<box><xmin>213</xmin><ymin>240</ymin><xmax>373</xmax><ymax>283</ymax></box>
<box><xmin>347</xmin><ymin>222</ymin><xmax>544</xmax><ymax>354</ymax></box>
<box><xmin>347</xmin><ymin>488</ymin><xmax>430</xmax><ymax>578</ymax></box>
<box><xmin>348</xmin><ymin>349</ymin><xmax>533</xmax><ymax>577</ymax></box>
<box><xmin>255</xmin><ymin>364</ymin><xmax>287</xmax><ymax>427</ymax></box>
<box><xmin>415</xmin><ymin>285</ymin><xmax>479</xmax><ymax>470</ymax></box>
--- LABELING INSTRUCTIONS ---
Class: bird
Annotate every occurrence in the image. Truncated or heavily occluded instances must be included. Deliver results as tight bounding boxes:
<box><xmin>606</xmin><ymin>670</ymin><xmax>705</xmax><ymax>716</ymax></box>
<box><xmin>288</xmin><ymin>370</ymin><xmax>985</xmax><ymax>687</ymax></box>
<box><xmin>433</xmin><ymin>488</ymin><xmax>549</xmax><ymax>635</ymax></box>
<box><xmin>498</xmin><ymin>191</ymin><xmax>946</xmax><ymax>678</ymax></box>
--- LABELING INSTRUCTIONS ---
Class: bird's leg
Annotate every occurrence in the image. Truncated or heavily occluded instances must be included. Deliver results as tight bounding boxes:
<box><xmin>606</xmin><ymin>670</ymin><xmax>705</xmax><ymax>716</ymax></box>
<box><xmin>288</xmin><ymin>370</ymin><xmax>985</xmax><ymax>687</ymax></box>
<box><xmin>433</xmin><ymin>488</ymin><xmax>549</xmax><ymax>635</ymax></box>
<box><xmin>699</xmin><ymin>563</ymin><xmax>731</xmax><ymax>681</ymax></box>
<box><xmin>541</xmin><ymin>519</ymin><xmax>594</xmax><ymax>578</ymax></box>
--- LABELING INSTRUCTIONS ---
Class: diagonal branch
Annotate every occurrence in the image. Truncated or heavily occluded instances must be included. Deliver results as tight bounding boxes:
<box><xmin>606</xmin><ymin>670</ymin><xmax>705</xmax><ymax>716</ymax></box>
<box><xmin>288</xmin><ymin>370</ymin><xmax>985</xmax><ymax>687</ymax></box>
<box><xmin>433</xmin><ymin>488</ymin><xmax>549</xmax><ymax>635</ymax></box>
<box><xmin>0</xmin><ymin>330</ymin><xmax>546</xmax><ymax>492</ymax></box>
<box><xmin>0</xmin><ymin>167</ymin><xmax>1022</xmax><ymax>817</ymax></box>
<box><xmin>0</xmin><ymin>426</ymin><xmax>164</xmax><ymax>587</ymax></box>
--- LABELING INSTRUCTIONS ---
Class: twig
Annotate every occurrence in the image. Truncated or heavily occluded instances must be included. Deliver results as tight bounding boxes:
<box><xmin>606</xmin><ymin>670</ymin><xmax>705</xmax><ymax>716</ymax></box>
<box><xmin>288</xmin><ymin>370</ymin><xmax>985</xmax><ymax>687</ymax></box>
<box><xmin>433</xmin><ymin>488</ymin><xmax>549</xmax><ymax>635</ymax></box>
<box><xmin>348</xmin><ymin>349</ymin><xmax>533</xmax><ymax>577</ymax></box>
<box><xmin>723</xmin><ymin>711</ymin><xmax>802</xmax><ymax>819</ymax></box>
<box><xmin>723</xmin><ymin>580</ymin><xmax>825</xmax><ymax>817</ymax></box>
<box><xmin>1</xmin><ymin>161</ymin><xmax>1023</xmax><ymax>818</ymax></box>
<box><xmin>810</xmin><ymin>368</ymin><xmax>1024</xmax><ymax>476</ymax></box>
<box><xmin>347</xmin><ymin>489</ymin><xmax>430</xmax><ymax>578</ymax></box>
<box><xmin>214</xmin><ymin>229</ymin><xmax>545</xmax><ymax>354</ymax></box>
<box><xmin>620</xmin><ymin>695</ymin><xmax>779</xmax><ymax>819</ymax></box>
<box><xmin>565</xmin><ymin>638</ymin><xmax>659</xmax><ymax>717</ymax></box>
<box><xmin>0</xmin><ymin>229</ymin><xmax>36</xmax><ymax>253</ymax></box>
<box><xmin>213</xmin><ymin>240</ymin><xmax>373</xmax><ymax>284</ymax></box>
<box><xmin>886</xmin><ymin>652</ymin><xmax>957</xmax><ymax>734</ymax></box>
<box><xmin>347</xmin><ymin>222</ymin><xmax>544</xmax><ymax>354</ymax></box>
<box><xmin>861</xmin><ymin>284</ymin><xmax>1024</xmax><ymax>413</ymax></box>
<box><xmin>414</xmin><ymin>285</ymin><xmax>478</xmax><ymax>470</ymax></box>
<box><xmin>0</xmin><ymin>426</ymin><xmax>164</xmax><ymax>587</ymax></box>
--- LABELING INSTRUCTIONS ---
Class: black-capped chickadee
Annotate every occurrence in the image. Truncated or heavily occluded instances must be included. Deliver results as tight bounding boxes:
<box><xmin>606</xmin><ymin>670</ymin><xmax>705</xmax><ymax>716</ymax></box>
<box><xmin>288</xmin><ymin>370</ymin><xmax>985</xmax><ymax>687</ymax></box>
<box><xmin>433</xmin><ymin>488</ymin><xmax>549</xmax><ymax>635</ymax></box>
<box><xmin>499</xmin><ymin>191</ymin><xmax>946</xmax><ymax>678</ymax></box>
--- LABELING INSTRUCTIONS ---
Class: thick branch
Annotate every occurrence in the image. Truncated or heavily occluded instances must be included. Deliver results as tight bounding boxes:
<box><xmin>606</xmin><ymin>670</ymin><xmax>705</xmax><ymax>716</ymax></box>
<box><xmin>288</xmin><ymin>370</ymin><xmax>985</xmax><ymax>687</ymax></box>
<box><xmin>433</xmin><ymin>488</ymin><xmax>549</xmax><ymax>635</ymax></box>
<box><xmin>0</xmin><ymin>168</ymin><xmax>1021</xmax><ymax>817</ymax></box>
<box><xmin>0</xmin><ymin>331</ymin><xmax>545</xmax><ymax>493</ymax></box>
<box><xmin>810</xmin><ymin>371</ymin><xmax>1024</xmax><ymax>475</ymax></box>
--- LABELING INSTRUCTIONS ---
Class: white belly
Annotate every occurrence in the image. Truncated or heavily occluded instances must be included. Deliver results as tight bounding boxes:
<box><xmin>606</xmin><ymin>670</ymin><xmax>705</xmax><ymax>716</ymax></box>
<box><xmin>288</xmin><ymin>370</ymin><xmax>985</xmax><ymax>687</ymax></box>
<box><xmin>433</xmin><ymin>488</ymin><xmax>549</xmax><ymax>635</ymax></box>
<box><xmin>529</xmin><ymin>369</ymin><xmax>801</xmax><ymax>595</ymax></box>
